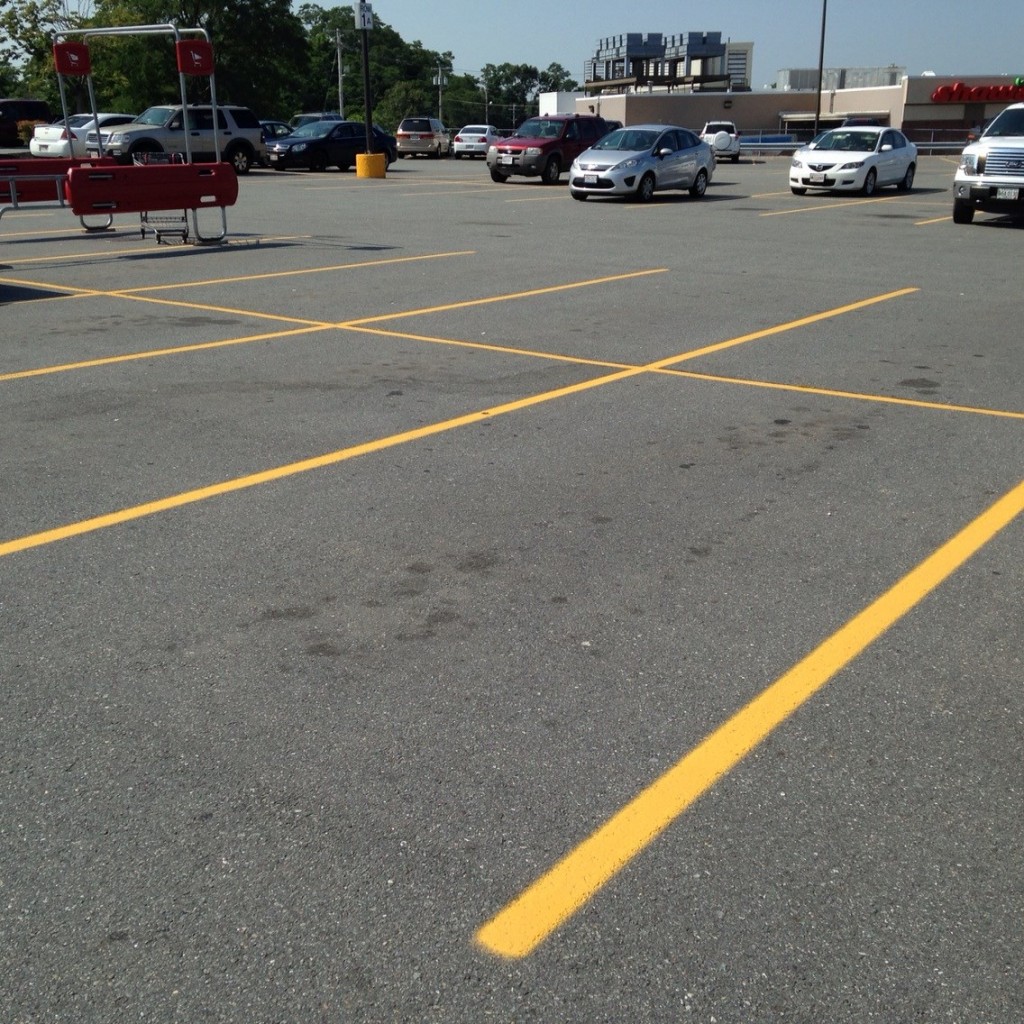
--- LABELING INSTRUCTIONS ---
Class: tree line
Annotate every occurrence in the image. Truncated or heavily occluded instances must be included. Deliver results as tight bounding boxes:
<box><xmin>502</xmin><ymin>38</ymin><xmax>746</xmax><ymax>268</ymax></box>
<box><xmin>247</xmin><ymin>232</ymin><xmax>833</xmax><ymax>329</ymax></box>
<box><xmin>0</xmin><ymin>0</ymin><xmax>579</xmax><ymax>130</ymax></box>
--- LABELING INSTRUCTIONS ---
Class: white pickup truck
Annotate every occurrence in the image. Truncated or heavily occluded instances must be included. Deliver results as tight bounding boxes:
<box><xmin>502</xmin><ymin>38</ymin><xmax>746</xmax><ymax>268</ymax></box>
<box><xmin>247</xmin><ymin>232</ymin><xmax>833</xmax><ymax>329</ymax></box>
<box><xmin>952</xmin><ymin>102</ymin><xmax>1024</xmax><ymax>224</ymax></box>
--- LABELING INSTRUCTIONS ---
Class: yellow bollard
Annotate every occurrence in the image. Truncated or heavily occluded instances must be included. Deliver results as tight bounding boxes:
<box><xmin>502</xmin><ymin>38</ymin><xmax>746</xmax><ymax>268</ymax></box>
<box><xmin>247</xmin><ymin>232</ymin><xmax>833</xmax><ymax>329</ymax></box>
<box><xmin>356</xmin><ymin>152</ymin><xmax>387</xmax><ymax>178</ymax></box>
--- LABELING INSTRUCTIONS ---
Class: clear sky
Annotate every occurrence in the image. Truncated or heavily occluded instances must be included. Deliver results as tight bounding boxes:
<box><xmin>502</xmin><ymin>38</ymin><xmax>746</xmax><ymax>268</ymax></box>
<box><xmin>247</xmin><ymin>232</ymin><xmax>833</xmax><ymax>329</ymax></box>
<box><xmin>350</xmin><ymin>1</ymin><xmax>1024</xmax><ymax>86</ymax></box>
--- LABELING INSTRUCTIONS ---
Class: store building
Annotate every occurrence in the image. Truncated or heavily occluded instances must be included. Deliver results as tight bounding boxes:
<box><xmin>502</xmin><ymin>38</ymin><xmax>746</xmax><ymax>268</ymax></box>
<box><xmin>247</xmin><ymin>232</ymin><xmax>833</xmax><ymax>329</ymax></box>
<box><xmin>575</xmin><ymin>72</ymin><xmax>1024</xmax><ymax>145</ymax></box>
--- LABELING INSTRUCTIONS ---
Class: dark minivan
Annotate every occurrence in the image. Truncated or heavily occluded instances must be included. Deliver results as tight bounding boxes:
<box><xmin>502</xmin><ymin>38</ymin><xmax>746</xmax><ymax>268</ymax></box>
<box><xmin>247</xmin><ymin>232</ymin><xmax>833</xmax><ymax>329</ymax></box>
<box><xmin>0</xmin><ymin>98</ymin><xmax>53</xmax><ymax>146</ymax></box>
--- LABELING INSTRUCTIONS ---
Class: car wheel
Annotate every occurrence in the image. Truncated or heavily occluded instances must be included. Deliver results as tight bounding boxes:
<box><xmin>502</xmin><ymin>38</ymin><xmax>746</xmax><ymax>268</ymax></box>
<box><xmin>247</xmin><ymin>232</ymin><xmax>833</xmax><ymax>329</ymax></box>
<box><xmin>541</xmin><ymin>156</ymin><xmax>561</xmax><ymax>185</ymax></box>
<box><xmin>897</xmin><ymin>163</ymin><xmax>916</xmax><ymax>192</ymax></box>
<box><xmin>791</xmin><ymin>186</ymin><xmax>807</xmax><ymax>195</ymax></box>
<box><xmin>861</xmin><ymin>168</ymin><xmax>877</xmax><ymax>196</ymax></box>
<box><xmin>689</xmin><ymin>168</ymin><xmax>708</xmax><ymax>198</ymax></box>
<box><xmin>570</xmin><ymin>190</ymin><xmax>588</xmax><ymax>201</ymax></box>
<box><xmin>453</xmin><ymin>151</ymin><xmax>462</xmax><ymax>159</ymax></box>
<box><xmin>309</xmin><ymin>151</ymin><xmax>327</xmax><ymax>172</ymax></box>
<box><xmin>634</xmin><ymin>173</ymin><xmax>656</xmax><ymax>203</ymax></box>
<box><xmin>226</xmin><ymin>144</ymin><xmax>251</xmax><ymax>175</ymax></box>
<box><xmin>952</xmin><ymin>199</ymin><xmax>975</xmax><ymax>224</ymax></box>
<box><xmin>731</xmin><ymin>152</ymin><xmax>740</xmax><ymax>163</ymax></box>
<box><xmin>490</xmin><ymin>167</ymin><xmax>508</xmax><ymax>183</ymax></box>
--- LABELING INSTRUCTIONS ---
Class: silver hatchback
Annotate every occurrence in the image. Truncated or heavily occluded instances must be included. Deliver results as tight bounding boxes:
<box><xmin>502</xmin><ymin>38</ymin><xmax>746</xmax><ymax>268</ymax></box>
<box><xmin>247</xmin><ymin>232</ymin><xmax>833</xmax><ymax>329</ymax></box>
<box><xmin>569</xmin><ymin>124</ymin><xmax>715</xmax><ymax>202</ymax></box>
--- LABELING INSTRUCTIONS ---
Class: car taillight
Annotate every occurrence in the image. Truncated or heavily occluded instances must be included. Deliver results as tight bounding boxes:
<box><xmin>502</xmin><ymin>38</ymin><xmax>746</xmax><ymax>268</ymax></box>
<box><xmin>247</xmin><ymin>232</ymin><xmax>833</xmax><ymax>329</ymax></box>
<box><xmin>454</xmin><ymin>135</ymin><xmax>462</xmax><ymax>142</ymax></box>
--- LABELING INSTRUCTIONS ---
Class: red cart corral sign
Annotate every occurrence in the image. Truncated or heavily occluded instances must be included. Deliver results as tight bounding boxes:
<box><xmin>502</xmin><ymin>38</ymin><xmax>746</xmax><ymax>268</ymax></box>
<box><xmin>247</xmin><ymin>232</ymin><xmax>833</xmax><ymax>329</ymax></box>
<box><xmin>176</xmin><ymin>40</ymin><xmax>214</xmax><ymax>76</ymax></box>
<box><xmin>53</xmin><ymin>41</ymin><xmax>92</xmax><ymax>77</ymax></box>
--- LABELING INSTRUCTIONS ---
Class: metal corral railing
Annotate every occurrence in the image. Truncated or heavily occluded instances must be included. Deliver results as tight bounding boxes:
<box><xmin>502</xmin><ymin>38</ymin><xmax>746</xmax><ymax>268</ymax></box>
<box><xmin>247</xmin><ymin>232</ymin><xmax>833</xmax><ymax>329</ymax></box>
<box><xmin>738</xmin><ymin>128</ymin><xmax>970</xmax><ymax>157</ymax></box>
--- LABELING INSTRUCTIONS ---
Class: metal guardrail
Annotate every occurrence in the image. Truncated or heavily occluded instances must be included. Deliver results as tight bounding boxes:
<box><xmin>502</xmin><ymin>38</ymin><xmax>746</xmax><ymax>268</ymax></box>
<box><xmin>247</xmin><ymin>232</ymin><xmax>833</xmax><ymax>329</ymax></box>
<box><xmin>739</xmin><ymin>141</ymin><xmax>968</xmax><ymax>157</ymax></box>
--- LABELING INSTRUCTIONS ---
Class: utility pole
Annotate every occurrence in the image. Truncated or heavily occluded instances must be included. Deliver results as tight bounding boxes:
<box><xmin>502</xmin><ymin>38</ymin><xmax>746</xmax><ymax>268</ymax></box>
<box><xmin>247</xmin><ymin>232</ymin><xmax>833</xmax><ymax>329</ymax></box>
<box><xmin>434</xmin><ymin>61</ymin><xmax>448</xmax><ymax>123</ymax></box>
<box><xmin>336</xmin><ymin>29</ymin><xmax>344</xmax><ymax>118</ymax></box>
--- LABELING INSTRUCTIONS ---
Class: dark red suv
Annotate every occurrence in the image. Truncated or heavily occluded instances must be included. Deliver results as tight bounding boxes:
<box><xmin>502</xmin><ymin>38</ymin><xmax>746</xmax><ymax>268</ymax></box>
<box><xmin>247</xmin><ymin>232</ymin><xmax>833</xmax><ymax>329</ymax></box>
<box><xmin>487</xmin><ymin>114</ymin><xmax>613</xmax><ymax>184</ymax></box>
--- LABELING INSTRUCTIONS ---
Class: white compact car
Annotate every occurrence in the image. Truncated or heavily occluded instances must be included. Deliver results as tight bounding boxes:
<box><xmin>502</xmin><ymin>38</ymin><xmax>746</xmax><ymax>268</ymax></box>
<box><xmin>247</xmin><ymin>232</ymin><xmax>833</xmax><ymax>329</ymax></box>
<box><xmin>790</xmin><ymin>126</ymin><xmax>917</xmax><ymax>196</ymax></box>
<box><xmin>30</xmin><ymin>113</ymin><xmax>135</xmax><ymax>158</ymax></box>
<box><xmin>453</xmin><ymin>124</ymin><xmax>499</xmax><ymax>158</ymax></box>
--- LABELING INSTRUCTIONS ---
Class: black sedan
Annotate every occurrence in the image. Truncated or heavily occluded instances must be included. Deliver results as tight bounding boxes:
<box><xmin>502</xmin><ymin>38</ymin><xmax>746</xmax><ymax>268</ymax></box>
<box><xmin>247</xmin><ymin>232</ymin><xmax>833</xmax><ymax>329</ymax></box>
<box><xmin>267</xmin><ymin>120</ymin><xmax>397</xmax><ymax>171</ymax></box>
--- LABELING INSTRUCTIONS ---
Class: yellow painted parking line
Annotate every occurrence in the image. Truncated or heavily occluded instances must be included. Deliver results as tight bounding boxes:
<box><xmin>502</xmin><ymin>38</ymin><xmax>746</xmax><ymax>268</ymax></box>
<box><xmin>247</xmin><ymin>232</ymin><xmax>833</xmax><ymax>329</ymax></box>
<box><xmin>348</xmin><ymin>325</ymin><xmax>633</xmax><ymax>370</ymax></box>
<box><xmin>658</xmin><ymin>368</ymin><xmax>1024</xmax><ymax>420</ymax></box>
<box><xmin>0</xmin><ymin>269</ymin><xmax>669</xmax><ymax>382</ymax></box>
<box><xmin>915</xmin><ymin>215</ymin><xmax>953</xmax><ymax>226</ymax></box>
<box><xmin>0</xmin><ymin>286</ymin><xmax>916</xmax><ymax>560</ymax></box>
<box><xmin>475</xmin><ymin>475</ymin><xmax>1024</xmax><ymax>958</ymax></box>
<box><xmin>113</xmin><ymin>250</ymin><xmax>477</xmax><ymax>293</ymax></box>
<box><xmin>0</xmin><ymin>326</ymin><xmax>331</xmax><ymax>382</ymax></box>
<box><xmin>761</xmin><ymin>194</ymin><xmax>905</xmax><ymax>216</ymax></box>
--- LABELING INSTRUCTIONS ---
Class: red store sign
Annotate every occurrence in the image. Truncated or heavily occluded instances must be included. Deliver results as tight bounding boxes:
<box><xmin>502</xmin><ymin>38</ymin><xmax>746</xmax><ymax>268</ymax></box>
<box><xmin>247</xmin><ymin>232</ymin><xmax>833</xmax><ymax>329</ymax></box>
<box><xmin>931</xmin><ymin>81</ymin><xmax>1024</xmax><ymax>103</ymax></box>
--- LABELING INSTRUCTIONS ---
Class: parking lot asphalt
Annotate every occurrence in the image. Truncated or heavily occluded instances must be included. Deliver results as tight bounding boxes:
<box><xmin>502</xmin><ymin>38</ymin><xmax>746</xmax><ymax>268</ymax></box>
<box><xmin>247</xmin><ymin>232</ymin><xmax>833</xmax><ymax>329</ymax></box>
<box><xmin>2</xmin><ymin>153</ymin><xmax>1022</xmax><ymax>1022</ymax></box>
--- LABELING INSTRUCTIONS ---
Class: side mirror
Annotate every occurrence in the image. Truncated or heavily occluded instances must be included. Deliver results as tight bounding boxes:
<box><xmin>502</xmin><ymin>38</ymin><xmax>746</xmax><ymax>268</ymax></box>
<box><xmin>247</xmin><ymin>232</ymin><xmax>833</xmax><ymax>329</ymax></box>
<box><xmin>658</xmin><ymin>147</ymin><xmax>673</xmax><ymax>157</ymax></box>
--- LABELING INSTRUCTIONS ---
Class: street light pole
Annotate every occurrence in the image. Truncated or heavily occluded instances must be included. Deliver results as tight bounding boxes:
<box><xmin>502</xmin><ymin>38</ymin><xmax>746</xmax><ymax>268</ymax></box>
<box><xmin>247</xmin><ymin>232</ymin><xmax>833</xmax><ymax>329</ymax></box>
<box><xmin>814</xmin><ymin>0</ymin><xmax>828</xmax><ymax>136</ymax></box>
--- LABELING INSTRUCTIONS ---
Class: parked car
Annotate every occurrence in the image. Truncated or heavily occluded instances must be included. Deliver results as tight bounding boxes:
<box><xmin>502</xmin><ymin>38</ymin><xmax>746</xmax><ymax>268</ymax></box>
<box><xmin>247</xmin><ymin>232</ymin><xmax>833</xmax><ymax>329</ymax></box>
<box><xmin>396</xmin><ymin>117</ymin><xmax>450</xmax><ymax>158</ymax></box>
<box><xmin>953</xmin><ymin>102</ymin><xmax>1024</xmax><ymax>224</ymax></box>
<box><xmin>569</xmin><ymin>124</ymin><xmax>715</xmax><ymax>202</ymax></box>
<box><xmin>30</xmin><ymin>112</ymin><xmax>135</xmax><ymax>158</ymax></box>
<box><xmin>288</xmin><ymin>111</ymin><xmax>343</xmax><ymax>130</ymax></box>
<box><xmin>86</xmin><ymin>104</ymin><xmax>265</xmax><ymax>174</ymax></box>
<box><xmin>700</xmin><ymin>120</ymin><xmax>742</xmax><ymax>162</ymax></box>
<box><xmin>789</xmin><ymin>126</ymin><xmax>917</xmax><ymax>196</ymax></box>
<box><xmin>261</xmin><ymin>119</ymin><xmax>292</xmax><ymax>141</ymax></box>
<box><xmin>487</xmin><ymin>114</ymin><xmax>613</xmax><ymax>184</ymax></box>
<box><xmin>0</xmin><ymin>97</ymin><xmax>52</xmax><ymax>146</ymax></box>
<box><xmin>268</xmin><ymin>120</ymin><xmax>396</xmax><ymax>171</ymax></box>
<box><xmin>453</xmin><ymin>124</ymin><xmax>500</xmax><ymax>159</ymax></box>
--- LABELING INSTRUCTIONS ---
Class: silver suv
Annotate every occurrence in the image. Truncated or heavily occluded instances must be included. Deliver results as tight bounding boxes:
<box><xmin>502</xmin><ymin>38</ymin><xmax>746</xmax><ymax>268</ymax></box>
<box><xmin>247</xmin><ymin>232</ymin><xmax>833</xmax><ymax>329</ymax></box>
<box><xmin>953</xmin><ymin>102</ymin><xmax>1024</xmax><ymax>224</ymax></box>
<box><xmin>86</xmin><ymin>104</ymin><xmax>265</xmax><ymax>174</ymax></box>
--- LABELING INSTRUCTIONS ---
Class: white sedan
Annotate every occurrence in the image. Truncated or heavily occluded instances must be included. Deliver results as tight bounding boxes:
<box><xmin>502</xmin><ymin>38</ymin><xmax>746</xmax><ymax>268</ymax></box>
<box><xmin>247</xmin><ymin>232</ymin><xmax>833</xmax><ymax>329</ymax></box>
<box><xmin>789</xmin><ymin>126</ymin><xmax>917</xmax><ymax>196</ymax></box>
<box><xmin>30</xmin><ymin>112</ymin><xmax>136</xmax><ymax>158</ymax></box>
<box><xmin>452</xmin><ymin>124</ymin><xmax>499</xmax><ymax>158</ymax></box>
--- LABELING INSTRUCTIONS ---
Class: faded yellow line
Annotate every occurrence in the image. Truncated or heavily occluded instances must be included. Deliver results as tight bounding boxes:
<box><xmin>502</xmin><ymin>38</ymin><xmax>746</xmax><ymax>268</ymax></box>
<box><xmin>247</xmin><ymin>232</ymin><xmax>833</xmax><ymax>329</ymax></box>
<box><xmin>347</xmin><ymin>325</ymin><xmax>631</xmax><ymax>370</ymax></box>
<box><xmin>0</xmin><ymin>326</ymin><xmax>332</xmax><ymax>382</ymax></box>
<box><xmin>761</xmin><ymin>194</ymin><xmax>904</xmax><ymax>217</ymax></box>
<box><xmin>659</xmin><ymin>367</ymin><xmax>1024</xmax><ymax>420</ymax></box>
<box><xmin>915</xmin><ymin>215</ymin><xmax>952</xmax><ymax>226</ymax></box>
<box><xmin>346</xmin><ymin>269</ymin><xmax>669</xmax><ymax>325</ymax></box>
<box><xmin>0</xmin><ymin>367</ymin><xmax>645</xmax><ymax>559</ymax></box>
<box><xmin>113</xmin><ymin>250</ymin><xmax>476</xmax><ymax>293</ymax></box>
<box><xmin>476</xmin><ymin>475</ymin><xmax>1024</xmax><ymax>958</ymax></box>
<box><xmin>649</xmin><ymin>287</ymin><xmax>918</xmax><ymax>367</ymax></box>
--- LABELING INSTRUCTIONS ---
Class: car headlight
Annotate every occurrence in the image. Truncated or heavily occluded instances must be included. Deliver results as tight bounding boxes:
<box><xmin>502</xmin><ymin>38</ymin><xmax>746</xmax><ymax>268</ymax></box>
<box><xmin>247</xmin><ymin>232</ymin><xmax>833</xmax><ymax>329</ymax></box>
<box><xmin>838</xmin><ymin>160</ymin><xmax>865</xmax><ymax>171</ymax></box>
<box><xmin>790</xmin><ymin>156</ymin><xmax>804</xmax><ymax>169</ymax></box>
<box><xmin>959</xmin><ymin>151</ymin><xmax>979</xmax><ymax>174</ymax></box>
<box><xmin>293</xmin><ymin>143</ymin><xmax>307</xmax><ymax>153</ymax></box>
<box><xmin>612</xmin><ymin>157</ymin><xmax>642</xmax><ymax>171</ymax></box>
<box><xmin>109</xmin><ymin>132</ymin><xmax>126</xmax><ymax>145</ymax></box>
<box><xmin>487</xmin><ymin>145</ymin><xmax>496</xmax><ymax>155</ymax></box>
<box><xmin>525</xmin><ymin>146</ymin><xmax>541</xmax><ymax>156</ymax></box>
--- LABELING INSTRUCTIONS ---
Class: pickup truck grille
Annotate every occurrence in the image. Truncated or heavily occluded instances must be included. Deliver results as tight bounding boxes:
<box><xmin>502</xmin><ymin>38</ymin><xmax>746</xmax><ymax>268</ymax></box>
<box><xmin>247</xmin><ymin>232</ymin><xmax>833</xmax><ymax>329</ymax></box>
<box><xmin>981</xmin><ymin>147</ymin><xmax>1024</xmax><ymax>176</ymax></box>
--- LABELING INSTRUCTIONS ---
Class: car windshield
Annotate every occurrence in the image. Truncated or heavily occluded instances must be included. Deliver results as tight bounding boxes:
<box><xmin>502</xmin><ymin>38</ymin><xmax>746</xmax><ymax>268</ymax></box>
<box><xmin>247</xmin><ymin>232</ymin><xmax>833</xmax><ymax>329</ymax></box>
<box><xmin>290</xmin><ymin>122</ymin><xmax>335</xmax><ymax>139</ymax></box>
<box><xmin>134</xmin><ymin>107</ymin><xmax>175</xmax><ymax>126</ymax></box>
<box><xmin>815</xmin><ymin>130</ymin><xmax>879</xmax><ymax>152</ymax></box>
<box><xmin>984</xmin><ymin>109</ymin><xmax>1024</xmax><ymax>137</ymax></box>
<box><xmin>515</xmin><ymin>118</ymin><xmax>562</xmax><ymax>139</ymax></box>
<box><xmin>592</xmin><ymin>128</ymin><xmax>659</xmax><ymax>152</ymax></box>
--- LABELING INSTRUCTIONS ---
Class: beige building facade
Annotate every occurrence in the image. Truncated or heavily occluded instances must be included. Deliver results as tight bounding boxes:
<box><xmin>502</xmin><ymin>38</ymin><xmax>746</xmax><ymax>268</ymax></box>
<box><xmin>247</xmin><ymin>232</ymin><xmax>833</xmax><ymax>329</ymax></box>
<box><xmin>573</xmin><ymin>75</ymin><xmax>1024</xmax><ymax>144</ymax></box>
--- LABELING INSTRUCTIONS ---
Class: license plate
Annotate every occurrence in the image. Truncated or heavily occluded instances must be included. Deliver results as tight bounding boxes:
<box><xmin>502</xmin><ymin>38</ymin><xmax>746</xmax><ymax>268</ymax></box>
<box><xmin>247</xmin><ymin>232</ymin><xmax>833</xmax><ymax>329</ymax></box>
<box><xmin>410</xmin><ymin>134</ymin><xmax>421</xmax><ymax>140</ymax></box>
<box><xmin>809</xmin><ymin>172</ymin><xmax>825</xmax><ymax>183</ymax></box>
<box><xmin>997</xmin><ymin>186</ymin><xmax>1019</xmax><ymax>200</ymax></box>
<box><xmin>500</xmin><ymin>155</ymin><xmax>513</xmax><ymax>165</ymax></box>
<box><xmin>270</xmin><ymin>153</ymin><xmax>279</xmax><ymax>161</ymax></box>
<box><xmin>584</xmin><ymin>174</ymin><xmax>597</xmax><ymax>185</ymax></box>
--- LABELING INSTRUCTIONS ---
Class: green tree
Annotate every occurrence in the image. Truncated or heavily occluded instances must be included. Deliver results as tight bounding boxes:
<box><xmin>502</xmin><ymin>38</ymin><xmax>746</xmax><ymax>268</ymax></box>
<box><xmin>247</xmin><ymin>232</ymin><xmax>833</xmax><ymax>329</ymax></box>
<box><xmin>481</xmin><ymin>62</ymin><xmax>538</xmax><ymax>127</ymax></box>
<box><xmin>538</xmin><ymin>62</ymin><xmax>578</xmax><ymax>93</ymax></box>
